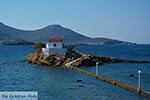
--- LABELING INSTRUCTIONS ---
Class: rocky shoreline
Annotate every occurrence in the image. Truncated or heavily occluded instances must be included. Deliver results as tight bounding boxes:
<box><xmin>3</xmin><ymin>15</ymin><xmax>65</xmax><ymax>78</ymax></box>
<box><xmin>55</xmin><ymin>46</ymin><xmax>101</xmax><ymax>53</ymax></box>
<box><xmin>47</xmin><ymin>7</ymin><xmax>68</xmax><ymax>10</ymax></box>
<box><xmin>27</xmin><ymin>49</ymin><xmax>150</xmax><ymax>67</ymax></box>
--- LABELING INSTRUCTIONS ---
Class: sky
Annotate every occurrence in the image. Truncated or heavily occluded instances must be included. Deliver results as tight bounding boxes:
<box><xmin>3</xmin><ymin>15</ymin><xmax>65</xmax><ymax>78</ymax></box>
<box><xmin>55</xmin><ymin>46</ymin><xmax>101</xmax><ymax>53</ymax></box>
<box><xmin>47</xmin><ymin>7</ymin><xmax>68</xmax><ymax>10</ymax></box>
<box><xmin>0</xmin><ymin>0</ymin><xmax>150</xmax><ymax>44</ymax></box>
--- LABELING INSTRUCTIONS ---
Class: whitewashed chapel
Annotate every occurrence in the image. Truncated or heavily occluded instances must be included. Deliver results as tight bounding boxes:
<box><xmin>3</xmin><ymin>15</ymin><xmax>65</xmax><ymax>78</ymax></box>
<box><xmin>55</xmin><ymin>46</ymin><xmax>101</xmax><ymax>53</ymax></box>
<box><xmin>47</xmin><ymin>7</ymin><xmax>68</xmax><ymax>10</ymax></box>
<box><xmin>42</xmin><ymin>38</ymin><xmax>67</xmax><ymax>56</ymax></box>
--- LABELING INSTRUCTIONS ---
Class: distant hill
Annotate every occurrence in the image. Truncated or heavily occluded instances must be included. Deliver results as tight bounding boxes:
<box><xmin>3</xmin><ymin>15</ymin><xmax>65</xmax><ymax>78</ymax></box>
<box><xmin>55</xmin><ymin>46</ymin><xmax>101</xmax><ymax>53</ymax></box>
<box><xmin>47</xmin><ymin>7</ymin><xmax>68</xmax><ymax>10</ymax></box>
<box><xmin>0</xmin><ymin>22</ymin><xmax>135</xmax><ymax>45</ymax></box>
<box><xmin>82</xmin><ymin>38</ymin><xmax>135</xmax><ymax>45</ymax></box>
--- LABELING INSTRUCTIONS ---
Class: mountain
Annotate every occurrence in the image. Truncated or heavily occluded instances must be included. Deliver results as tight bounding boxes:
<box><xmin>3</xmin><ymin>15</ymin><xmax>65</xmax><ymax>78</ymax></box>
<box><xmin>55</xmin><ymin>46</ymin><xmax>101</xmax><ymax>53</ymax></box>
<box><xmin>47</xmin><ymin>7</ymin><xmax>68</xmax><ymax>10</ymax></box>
<box><xmin>0</xmin><ymin>22</ymin><xmax>90</xmax><ymax>45</ymax></box>
<box><xmin>0</xmin><ymin>22</ymin><xmax>135</xmax><ymax>45</ymax></box>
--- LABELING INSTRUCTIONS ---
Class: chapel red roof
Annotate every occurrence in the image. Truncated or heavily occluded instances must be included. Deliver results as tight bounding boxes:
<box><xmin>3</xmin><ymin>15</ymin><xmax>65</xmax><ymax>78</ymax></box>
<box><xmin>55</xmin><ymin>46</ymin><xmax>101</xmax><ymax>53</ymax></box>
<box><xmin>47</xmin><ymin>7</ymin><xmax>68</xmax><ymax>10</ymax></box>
<box><xmin>48</xmin><ymin>38</ymin><xmax>63</xmax><ymax>42</ymax></box>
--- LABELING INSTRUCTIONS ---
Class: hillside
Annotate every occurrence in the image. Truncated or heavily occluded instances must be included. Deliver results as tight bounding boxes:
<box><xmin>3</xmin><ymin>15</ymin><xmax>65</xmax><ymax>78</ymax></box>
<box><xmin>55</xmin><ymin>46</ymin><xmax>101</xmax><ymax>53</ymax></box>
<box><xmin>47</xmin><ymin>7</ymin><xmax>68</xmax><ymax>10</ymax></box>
<box><xmin>83</xmin><ymin>38</ymin><xmax>135</xmax><ymax>45</ymax></box>
<box><xmin>0</xmin><ymin>22</ymin><xmax>135</xmax><ymax>45</ymax></box>
<box><xmin>0</xmin><ymin>22</ymin><xmax>90</xmax><ymax>45</ymax></box>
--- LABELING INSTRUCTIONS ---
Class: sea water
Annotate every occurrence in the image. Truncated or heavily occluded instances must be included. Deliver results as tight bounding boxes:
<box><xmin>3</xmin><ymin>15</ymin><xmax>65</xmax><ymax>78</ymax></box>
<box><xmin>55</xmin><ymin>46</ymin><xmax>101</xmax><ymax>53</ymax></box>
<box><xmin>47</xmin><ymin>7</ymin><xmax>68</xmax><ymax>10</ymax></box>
<box><xmin>0</xmin><ymin>45</ymin><xmax>150</xmax><ymax>100</ymax></box>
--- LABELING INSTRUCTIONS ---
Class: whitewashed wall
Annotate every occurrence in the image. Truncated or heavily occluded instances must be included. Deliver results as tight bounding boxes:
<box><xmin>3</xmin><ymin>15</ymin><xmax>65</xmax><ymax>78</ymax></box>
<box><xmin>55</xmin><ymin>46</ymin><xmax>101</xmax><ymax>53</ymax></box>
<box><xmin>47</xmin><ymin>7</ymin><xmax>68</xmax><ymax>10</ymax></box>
<box><xmin>42</xmin><ymin>48</ymin><xmax>67</xmax><ymax>56</ymax></box>
<box><xmin>46</xmin><ymin>42</ymin><xmax>63</xmax><ymax>48</ymax></box>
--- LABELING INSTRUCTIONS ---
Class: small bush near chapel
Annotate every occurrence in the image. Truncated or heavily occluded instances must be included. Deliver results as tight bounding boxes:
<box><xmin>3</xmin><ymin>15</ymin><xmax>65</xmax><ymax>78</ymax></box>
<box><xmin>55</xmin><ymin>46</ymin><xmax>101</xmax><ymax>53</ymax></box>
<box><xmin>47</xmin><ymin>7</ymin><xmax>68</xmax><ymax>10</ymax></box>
<box><xmin>34</xmin><ymin>42</ymin><xmax>46</xmax><ymax>49</ymax></box>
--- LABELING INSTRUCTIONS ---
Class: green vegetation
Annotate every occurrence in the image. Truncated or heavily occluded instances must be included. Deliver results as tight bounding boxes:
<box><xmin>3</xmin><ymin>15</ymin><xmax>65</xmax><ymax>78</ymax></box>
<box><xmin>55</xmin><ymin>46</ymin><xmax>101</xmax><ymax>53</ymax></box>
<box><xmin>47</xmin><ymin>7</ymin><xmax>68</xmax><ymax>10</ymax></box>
<box><xmin>67</xmin><ymin>45</ymin><xmax>76</xmax><ymax>51</ymax></box>
<box><xmin>33</xmin><ymin>42</ymin><xmax>46</xmax><ymax>49</ymax></box>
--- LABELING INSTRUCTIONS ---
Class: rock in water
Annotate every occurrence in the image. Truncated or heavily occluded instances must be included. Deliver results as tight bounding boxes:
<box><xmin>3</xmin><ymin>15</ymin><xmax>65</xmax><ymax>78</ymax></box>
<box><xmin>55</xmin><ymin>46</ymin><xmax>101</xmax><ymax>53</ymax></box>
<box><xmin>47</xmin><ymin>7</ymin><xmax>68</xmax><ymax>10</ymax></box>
<box><xmin>76</xmin><ymin>80</ymin><xmax>82</xmax><ymax>82</ymax></box>
<box><xmin>27</xmin><ymin>49</ymin><xmax>80</xmax><ymax>67</ymax></box>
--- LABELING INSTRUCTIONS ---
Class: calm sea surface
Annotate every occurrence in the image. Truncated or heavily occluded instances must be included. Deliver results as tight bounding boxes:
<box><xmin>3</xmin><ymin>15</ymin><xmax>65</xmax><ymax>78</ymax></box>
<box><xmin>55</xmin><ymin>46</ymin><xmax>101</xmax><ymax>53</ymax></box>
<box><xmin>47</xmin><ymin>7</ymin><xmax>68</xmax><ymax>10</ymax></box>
<box><xmin>0</xmin><ymin>45</ymin><xmax>150</xmax><ymax>100</ymax></box>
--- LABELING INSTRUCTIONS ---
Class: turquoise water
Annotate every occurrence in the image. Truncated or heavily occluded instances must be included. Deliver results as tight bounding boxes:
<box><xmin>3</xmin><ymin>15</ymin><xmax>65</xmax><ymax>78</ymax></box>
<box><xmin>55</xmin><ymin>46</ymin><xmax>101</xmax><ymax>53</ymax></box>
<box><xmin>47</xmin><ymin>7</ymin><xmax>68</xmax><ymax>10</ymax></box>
<box><xmin>0</xmin><ymin>45</ymin><xmax>150</xmax><ymax>100</ymax></box>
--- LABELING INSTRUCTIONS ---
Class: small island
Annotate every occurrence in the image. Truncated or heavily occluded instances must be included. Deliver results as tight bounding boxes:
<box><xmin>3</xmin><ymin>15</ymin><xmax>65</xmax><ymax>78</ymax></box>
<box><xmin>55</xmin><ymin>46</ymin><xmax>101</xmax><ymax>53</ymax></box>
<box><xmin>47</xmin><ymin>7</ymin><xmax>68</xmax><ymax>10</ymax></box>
<box><xmin>27</xmin><ymin>38</ymin><xmax>150</xmax><ymax>67</ymax></box>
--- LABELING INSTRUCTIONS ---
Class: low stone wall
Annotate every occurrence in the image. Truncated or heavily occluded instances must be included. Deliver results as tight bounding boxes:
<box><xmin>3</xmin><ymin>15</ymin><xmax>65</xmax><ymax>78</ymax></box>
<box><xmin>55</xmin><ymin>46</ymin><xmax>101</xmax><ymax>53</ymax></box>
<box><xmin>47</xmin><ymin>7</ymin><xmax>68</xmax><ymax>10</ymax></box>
<box><xmin>68</xmin><ymin>66</ymin><xmax>150</xmax><ymax>98</ymax></box>
<box><xmin>42</xmin><ymin>48</ymin><xmax>67</xmax><ymax>56</ymax></box>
